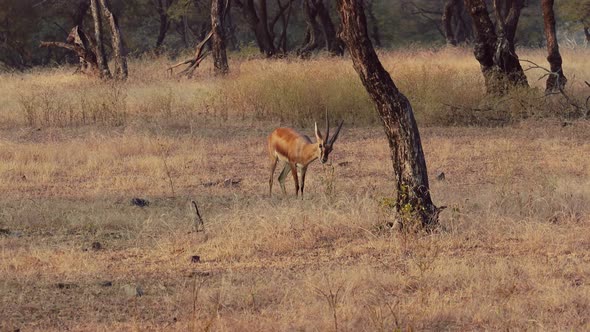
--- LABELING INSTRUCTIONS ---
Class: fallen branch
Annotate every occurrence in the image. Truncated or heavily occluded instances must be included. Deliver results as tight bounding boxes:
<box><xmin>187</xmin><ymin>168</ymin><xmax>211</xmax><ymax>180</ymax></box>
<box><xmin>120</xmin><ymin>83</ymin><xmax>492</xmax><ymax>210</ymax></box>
<box><xmin>521</xmin><ymin>58</ymin><xmax>590</xmax><ymax>118</ymax></box>
<box><xmin>167</xmin><ymin>0</ymin><xmax>230</xmax><ymax>78</ymax></box>
<box><xmin>167</xmin><ymin>30</ymin><xmax>213</xmax><ymax>78</ymax></box>
<box><xmin>40</xmin><ymin>26</ymin><xmax>100</xmax><ymax>76</ymax></box>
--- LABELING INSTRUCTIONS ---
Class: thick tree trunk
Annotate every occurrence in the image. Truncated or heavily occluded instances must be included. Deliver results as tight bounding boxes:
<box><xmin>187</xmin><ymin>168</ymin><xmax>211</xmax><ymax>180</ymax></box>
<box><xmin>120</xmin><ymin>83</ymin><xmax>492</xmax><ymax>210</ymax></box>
<box><xmin>464</xmin><ymin>0</ymin><xmax>528</xmax><ymax>94</ymax></box>
<box><xmin>541</xmin><ymin>0</ymin><xmax>566</xmax><ymax>93</ymax></box>
<box><xmin>99</xmin><ymin>0</ymin><xmax>128</xmax><ymax>79</ymax></box>
<box><xmin>337</xmin><ymin>0</ymin><xmax>441</xmax><ymax>229</ymax></box>
<box><xmin>90</xmin><ymin>0</ymin><xmax>111</xmax><ymax>78</ymax></box>
<box><xmin>211</xmin><ymin>0</ymin><xmax>229</xmax><ymax>74</ymax></box>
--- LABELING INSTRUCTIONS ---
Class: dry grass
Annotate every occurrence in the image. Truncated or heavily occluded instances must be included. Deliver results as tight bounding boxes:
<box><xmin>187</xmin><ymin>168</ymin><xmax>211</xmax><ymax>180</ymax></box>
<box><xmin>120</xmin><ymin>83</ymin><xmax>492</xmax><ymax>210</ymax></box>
<box><xmin>1</xmin><ymin>48</ymin><xmax>590</xmax><ymax>331</ymax></box>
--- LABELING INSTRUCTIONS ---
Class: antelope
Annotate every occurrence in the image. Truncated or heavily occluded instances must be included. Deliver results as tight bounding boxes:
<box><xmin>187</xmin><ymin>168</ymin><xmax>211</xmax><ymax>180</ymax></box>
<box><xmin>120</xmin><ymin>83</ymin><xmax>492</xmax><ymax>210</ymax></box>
<box><xmin>268</xmin><ymin>114</ymin><xmax>343</xmax><ymax>197</ymax></box>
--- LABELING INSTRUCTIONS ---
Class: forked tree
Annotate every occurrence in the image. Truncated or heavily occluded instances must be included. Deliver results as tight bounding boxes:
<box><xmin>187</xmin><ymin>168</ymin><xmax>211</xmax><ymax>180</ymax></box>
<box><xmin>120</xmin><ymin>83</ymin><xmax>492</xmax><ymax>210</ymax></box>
<box><xmin>463</xmin><ymin>0</ymin><xmax>528</xmax><ymax>94</ymax></box>
<box><xmin>40</xmin><ymin>0</ymin><xmax>127</xmax><ymax>79</ymax></box>
<box><xmin>298</xmin><ymin>0</ymin><xmax>344</xmax><ymax>57</ymax></box>
<box><xmin>336</xmin><ymin>0</ymin><xmax>442</xmax><ymax>229</ymax></box>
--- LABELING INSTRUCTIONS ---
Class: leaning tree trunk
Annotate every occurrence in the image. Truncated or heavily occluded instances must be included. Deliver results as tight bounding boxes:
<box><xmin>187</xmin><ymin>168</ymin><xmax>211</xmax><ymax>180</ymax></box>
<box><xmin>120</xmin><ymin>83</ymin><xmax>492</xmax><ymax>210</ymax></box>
<box><xmin>541</xmin><ymin>0</ymin><xmax>566</xmax><ymax>93</ymax></box>
<box><xmin>464</xmin><ymin>0</ymin><xmax>528</xmax><ymax>94</ymax></box>
<box><xmin>90</xmin><ymin>0</ymin><xmax>111</xmax><ymax>78</ymax></box>
<box><xmin>211</xmin><ymin>0</ymin><xmax>229</xmax><ymax>74</ymax></box>
<box><xmin>337</xmin><ymin>0</ymin><xmax>441</xmax><ymax>229</ymax></box>
<box><xmin>99</xmin><ymin>0</ymin><xmax>128</xmax><ymax>79</ymax></box>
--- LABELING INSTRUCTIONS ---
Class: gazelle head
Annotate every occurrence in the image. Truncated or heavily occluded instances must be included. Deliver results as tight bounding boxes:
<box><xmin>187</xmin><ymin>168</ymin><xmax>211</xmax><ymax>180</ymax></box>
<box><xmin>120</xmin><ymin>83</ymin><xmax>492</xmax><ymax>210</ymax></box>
<box><xmin>314</xmin><ymin>113</ymin><xmax>344</xmax><ymax>164</ymax></box>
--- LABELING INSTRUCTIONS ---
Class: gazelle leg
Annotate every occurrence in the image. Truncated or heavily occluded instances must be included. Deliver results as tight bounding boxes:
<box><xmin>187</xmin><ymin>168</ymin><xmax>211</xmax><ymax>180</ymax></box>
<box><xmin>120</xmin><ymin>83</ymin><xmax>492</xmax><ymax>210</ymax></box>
<box><xmin>289</xmin><ymin>162</ymin><xmax>299</xmax><ymax>196</ymax></box>
<box><xmin>300</xmin><ymin>166</ymin><xmax>308</xmax><ymax>198</ymax></box>
<box><xmin>269</xmin><ymin>156</ymin><xmax>278</xmax><ymax>196</ymax></box>
<box><xmin>278</xmin><ymin>163</ymin><xmax>290</xmax><ymax>195</ymax></box>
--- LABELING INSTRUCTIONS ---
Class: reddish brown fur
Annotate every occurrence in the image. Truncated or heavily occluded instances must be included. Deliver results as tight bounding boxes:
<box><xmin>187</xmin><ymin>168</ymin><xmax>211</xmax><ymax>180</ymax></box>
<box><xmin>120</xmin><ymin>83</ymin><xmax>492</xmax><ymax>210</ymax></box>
<box><xmin>268</xmin><ymin>128</ymin><xmax>319</xmax><ymax>166</ymax></box>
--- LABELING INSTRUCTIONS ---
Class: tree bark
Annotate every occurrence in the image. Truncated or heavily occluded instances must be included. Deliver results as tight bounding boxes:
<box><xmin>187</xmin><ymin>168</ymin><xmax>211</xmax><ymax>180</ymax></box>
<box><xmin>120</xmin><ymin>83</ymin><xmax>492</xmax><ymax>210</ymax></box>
<box><xmin>235</xmin><ymin>0</ymin><xmax>276</xmax><ymax>56</ymax></box>
<box><xmin>90</xmin><ymin>0</ymin><xmax>111</xmax><ymax>78</ymax></box>
<box><xmin>541</xmin><ymin>0</ymin><xmax>566</xmax><ymax>93</ymax></box>
<box><xmin>442</xmin><ymin>0</ymin><xmax>458</xmax><ymax>45</ymax></box>
<box><xmin>365</xmin><ymin>0</ymin><xmax>382</xmax><ymax>48</ymax></box>
<box><xmin>154</xmin><ymin>0</ymin><xmax>173</xmax><ymax>49</ymax></box>
<box><xmin>315</xmin><ymin>0</ymin><xmax>344</xmax><ymax>55</ymax></box>
<box><xmin>299</xmin><ymin>0</ymin><xmax>343</xmax><ymax>56</ymax></box>
<box><xmin>337</xmin><ymin>0</ymin><xmax>441</xmax><ymax>229</ymax></box>
<box><xmin>298</xmin><ymin>0</ymin><xmax>323</xmax><ymax>56</ymax></box>
<box><xmin>211</xmin><ymin>0</ymin><xmax>229</xmax><ymax>74</ymax></box>
<box><xmin>99</xmin><ymin>0</ymin><xmax>128</xmax><ymax>79</ymax></box>
<box><xmin>72</xmin><ymin>0</ymin><xmax>91</xmax><ymax>27</ymax></box>
<box><xmin>40</xmin><ymin>27</ymin><xmax>100</xmax><ymax>77</ymax></box>
<box><xmin>277</xmin><ymin>0</ymin><xmax>294</xmax><ymax>53</ymax></box>
<box><xmin>464</xmin><ymin>0</ymin><xmax>528</xmax><ymax>94</ymax></box>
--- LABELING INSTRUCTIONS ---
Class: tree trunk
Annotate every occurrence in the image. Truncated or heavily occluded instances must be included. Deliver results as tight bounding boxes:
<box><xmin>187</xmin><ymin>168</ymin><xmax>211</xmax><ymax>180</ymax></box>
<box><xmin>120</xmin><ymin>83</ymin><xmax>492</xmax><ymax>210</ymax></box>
<box><xmin>541</xmin><ymin>0</ymin><xmax>566</xmax><ymax>93</ymax></box>
<box><xmin>235</xmin><ymin>0</ymin><xmax>276</xmax><ymax>56</ymax></box>
<box><xmin>298</xmin><ymin>0</ymin><xmax>323</xmax><ymax>57</ymax></box>
<box><xmin>314</xmin><ymin>0</ymin><xmax>344</xmax><ymax>55</ymax></box>
<box><xmin>365</xmin><ymin>0</ymin><xmax>382</xmax><ymax>48</ymax></box>
<box><xmin>452</xmin><ymin>1</ymin><xmax>472</xmax><ymax>43</ymax></box>
<box><xmin>226</xmin><ymin>1</ymin><xmax>240</xmax><ymax>50</ymax></box>
<box><xmin>90</xmin><ymin>0</ymin><xmax>111</xmax><ymax>78</ymax></box>
<box><xmin>211</xmin><ymin>0</ymin><xmax>229</xmax><ymax>74</ymax></box>
<box><xmin>72</xmin><ymin>0</ymin><xmax>91</xmax><ymax>27</ymax></box>
<box><xmin>277</xmin><ymin>0</ymin><xmax>294</xmax><ymax>53</ymax></box>
<box><xmin>337</xmin><ymin>0</ymin><xmax>441</xmax><ymax>229</ymax></box>
<box><xmin>40</xmin><ymin>27</ymin><xmax>100</xmax><ymax>77</ymax></box>
<box><xmin>442</xmin><ymin>0</ymin><xmax>458</xmax><ymax>45</ymax></box>
<box><xmin>99</xmin><ymin>0</ymin><xmax>128</xmax><ymax>79</ymax></box>
<box><xmin>464</xmin><ymin>0</ymin><xmax>528</xmax><ymax>94</ymax></box>
<box><xmin>155</xmin><ymin>0</ymin><xmax>172</xmax><ymax>49</ymax></box>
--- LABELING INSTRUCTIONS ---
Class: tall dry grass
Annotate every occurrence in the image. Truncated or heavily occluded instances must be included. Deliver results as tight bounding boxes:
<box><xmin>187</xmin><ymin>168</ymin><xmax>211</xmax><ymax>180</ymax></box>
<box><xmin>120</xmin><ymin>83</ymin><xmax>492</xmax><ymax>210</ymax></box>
<box><xmin>1</xmin><ymin>47</ymin><xmax>589</xmax><ymax>129</ymax></box>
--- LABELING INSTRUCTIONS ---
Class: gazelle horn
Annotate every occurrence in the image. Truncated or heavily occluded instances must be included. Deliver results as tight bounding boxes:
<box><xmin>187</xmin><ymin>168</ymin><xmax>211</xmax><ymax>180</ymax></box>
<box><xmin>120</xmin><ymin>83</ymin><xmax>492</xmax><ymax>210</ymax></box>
<box><xmin>329</xmin><ymin>120</ymin><xmax>344</xmax><ymax>145</ymax></box>
<box><xmin>325</xmin><ymin>109</ymin><xmax>330</xmax><ymax>141</ymax></box>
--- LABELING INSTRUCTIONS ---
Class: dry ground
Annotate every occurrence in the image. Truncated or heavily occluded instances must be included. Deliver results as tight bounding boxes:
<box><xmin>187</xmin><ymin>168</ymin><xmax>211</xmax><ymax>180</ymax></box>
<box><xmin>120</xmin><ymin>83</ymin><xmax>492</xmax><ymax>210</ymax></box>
<box><xmin>1</xmin><ymin>48</ymin><xmax>590</xmax><ymax>331</ymax></box>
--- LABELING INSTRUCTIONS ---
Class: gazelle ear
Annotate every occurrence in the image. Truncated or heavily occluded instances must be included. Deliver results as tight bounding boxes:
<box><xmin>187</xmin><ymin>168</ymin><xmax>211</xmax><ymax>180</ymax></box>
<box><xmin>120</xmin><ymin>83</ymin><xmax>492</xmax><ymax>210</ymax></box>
<box><xmin>315</xmin><ymin>122</ymin><xmax>323</xmax><ymax>141</ymax></box>
<box><xmin>329</xmin><ymin>120</ymin><xmax>344</xmax><ymax>145</ymax></box>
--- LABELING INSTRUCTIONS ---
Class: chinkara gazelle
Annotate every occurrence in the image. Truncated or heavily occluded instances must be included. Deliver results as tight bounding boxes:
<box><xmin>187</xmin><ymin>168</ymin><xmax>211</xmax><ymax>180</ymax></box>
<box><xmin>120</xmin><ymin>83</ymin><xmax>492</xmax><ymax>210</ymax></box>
<box><xmin>268</xmin><ymin>114</ymin><xmax>343</xmax><ymax>197</ymax></box>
